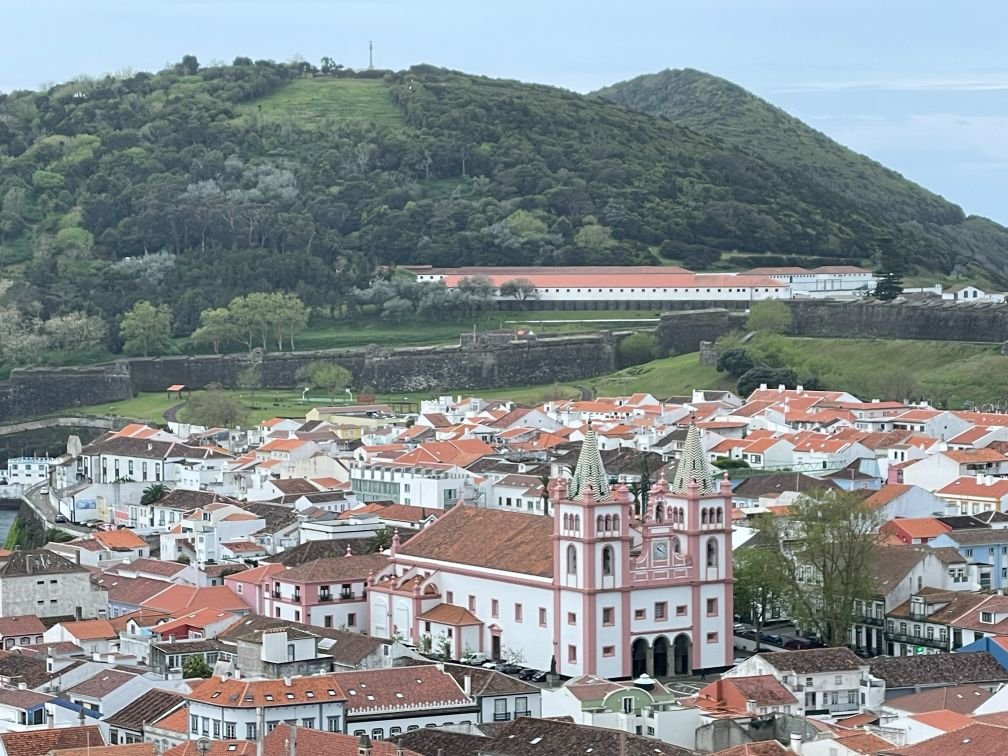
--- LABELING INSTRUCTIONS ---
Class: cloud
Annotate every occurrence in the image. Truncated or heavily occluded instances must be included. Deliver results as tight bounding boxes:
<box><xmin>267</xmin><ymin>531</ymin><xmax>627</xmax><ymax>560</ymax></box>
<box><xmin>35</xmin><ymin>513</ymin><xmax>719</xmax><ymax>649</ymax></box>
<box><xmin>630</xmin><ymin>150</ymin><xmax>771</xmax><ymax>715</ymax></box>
<box><xmin>772</xmin><ymin>74</ymin><xmax>1008</xmax><ymax>94</ymax></box>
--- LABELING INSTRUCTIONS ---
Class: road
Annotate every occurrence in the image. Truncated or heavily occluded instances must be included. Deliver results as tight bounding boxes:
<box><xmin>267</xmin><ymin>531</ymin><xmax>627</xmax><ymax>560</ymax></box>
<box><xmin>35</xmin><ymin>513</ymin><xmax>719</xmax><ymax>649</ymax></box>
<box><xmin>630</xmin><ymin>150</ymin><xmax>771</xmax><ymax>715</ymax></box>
<box><xmin>21</xmin><ymin>482</ymin><xmax>90</xmax><ymax>536</ymax></box>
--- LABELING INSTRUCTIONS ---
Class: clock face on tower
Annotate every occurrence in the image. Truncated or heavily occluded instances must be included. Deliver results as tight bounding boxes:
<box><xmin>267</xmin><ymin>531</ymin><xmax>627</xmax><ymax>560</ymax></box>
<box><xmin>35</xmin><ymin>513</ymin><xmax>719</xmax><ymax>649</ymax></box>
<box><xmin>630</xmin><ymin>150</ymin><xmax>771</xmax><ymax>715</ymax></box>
<box><xmin>652</xmin><ymin>540</ymin><xmax>668</xmax><ymax>560</ymax></box>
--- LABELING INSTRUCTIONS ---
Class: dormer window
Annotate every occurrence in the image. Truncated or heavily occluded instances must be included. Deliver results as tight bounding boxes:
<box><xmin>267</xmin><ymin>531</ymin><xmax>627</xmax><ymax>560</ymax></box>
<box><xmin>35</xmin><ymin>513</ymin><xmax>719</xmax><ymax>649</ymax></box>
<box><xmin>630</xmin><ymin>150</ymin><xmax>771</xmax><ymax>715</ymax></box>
<box><xmin>981</xmin><ymin>611</ymin><xmax>995</xmax><ymax>624</ymax></box>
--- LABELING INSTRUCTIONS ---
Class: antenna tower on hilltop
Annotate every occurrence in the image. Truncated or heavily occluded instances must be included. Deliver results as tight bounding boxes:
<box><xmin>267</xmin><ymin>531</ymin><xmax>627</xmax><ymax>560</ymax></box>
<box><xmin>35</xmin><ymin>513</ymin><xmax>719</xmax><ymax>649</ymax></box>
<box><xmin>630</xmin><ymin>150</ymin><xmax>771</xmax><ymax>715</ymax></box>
<box><xmin>369</xmin><ymin>40</ymin><xmax>374</xmax><ymax>70</ymax></box>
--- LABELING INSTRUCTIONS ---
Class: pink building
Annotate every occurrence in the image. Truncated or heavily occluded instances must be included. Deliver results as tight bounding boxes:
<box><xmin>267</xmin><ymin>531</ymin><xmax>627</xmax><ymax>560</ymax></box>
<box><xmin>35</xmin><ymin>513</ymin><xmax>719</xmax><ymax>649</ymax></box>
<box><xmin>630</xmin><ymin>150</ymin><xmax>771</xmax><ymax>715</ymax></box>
<box><xmin>263</xmin><ymin>551</ymin><xmax>388</xmax><ymax>631</ymax></box>
<box><xmin>367</xmin><ymin>425</ymin><xmax>734</xmax><ymax>678</ymax></box>
<box><xmin>225</xmin><ymin>563</ymin><xmax>285</xmax><ymax>615</ymax></box>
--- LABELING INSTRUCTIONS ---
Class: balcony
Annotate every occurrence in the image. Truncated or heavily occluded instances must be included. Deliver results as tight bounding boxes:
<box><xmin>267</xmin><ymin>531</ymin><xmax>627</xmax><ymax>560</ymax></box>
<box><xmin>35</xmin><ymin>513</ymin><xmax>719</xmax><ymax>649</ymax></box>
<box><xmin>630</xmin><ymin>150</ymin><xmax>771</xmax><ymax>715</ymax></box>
<box><xmin>271</xmin><ymin>590</ymin><xmax>281</xmax><ymax>599</ymax></box>
<box><xmin>515</xmin><ymin>710</ymin><xmax>531</xmax><ymax>718</ymax></box>
<box><xmin>340</xmin><ymin>591</ymin><xmax>354</xmax><ymax>601</ymax></box>
<box><xmin>887</xmin><ymin>632</ymin><xmax>947</xmax><ymax>650</ymax></box>
<box><xmin>860</xmin><ymin>615</ymin><xmax>884</xmax><ymax>627</ymax></box>
<box><xmin>493</xmin><ymin>713</ymin><xmax>512</xmax><ymax>722</ymax></box>
<box><xmin>860</xmin><ymin>678</ymin><xmax>884</xmax><ymax>688</ymax></box>
<box><xmin>318</xmin><ymin>593</ymin><xmax>333</xmax><ymax>603</ymax></box>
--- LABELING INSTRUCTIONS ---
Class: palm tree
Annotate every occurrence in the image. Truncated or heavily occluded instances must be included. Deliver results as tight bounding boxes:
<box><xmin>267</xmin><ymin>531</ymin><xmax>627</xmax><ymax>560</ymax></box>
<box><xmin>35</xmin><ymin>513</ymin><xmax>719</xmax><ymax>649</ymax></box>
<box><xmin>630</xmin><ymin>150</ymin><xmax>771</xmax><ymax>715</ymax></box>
<box><xmin>140</xmin><ymin>484</ymin><xmax>169</xmax><ymax>506</ymax></box>
<box><xmin>538</xmin><ymin>473</ymin><xmax>551</xmax><ymax>516</ymax></box>
<box><xmin>368</xmin><ymin>527</ymin><xmax>393</xmax><ymax>553</ymax></box>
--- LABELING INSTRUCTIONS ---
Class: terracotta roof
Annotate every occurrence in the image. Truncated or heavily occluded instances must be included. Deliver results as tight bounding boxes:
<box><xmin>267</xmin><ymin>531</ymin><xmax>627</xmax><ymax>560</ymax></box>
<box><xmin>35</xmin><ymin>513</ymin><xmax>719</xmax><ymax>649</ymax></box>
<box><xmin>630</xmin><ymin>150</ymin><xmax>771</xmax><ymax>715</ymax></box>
<box><xmin>164</xmin><ymin>742</ymin><xmax>256</xmax><ymax>756</ymax></box>
<box><xmin>0</xmin><ymin>687</ymin><xmax>52</xmax><ymax>708</ymax></box>
<box><xmin>884</xmin><ymin>518</ymin><xmax>952</xmax><ymax>540</ymax></box>
<box><xmin>886</xmin><ymin>684</ymin><xmax>993</xmax><ymax>714</ymax></box>
<box><xmin>833</xmin><ymin>731</ymin><xmax>896</xmax><ymax>754</ymax></box>
<box><xmin>417</xmin><ymin>603</ymin><xmax>482</xmax><ymax>626</ymax></box>
<box><xmin>148</xmin><ymin>705</ymin><xmax>189</xmax><ymax>734</ymax></box>
<box><xmin>0</xmin><ymin>726</ymin><xmax>104</xmax><ymax>756</ymax></box>
<box><xmin>869</xmin><ymin>652</ymin><xmax>1008</xmax><ymax>688</ymax></box>
<box><xmin>105</xmin><ymin>688</ymin><xmax>185</xmax><ymax>731</ymax></box>
<box><xmin>337</xmin><ymin>665</ymin><xmax>470</xmax><ymax>715</ymax></box>
<box><xmin>0</xmin><ymin>615</ymin><xmax>46</xmax><ymax>637</ymax></box>
<box><xmin>757</xmin><ymin>647</ymin><xmax>865</xmax><ymax>674</ymax></box>
<box><xmin>864</xmin><ymin>484</ymin><xmax>915</xmax><ymax>508</ymax></box>
<box><xmin>226</xmin><ymin>563</ymin><xmax>286</xmax><ymax>584</ymax></box>
<box><xmin>878</xmin><ymin>722</ymin><xmax>1008</xmax><ymax>756</ymax></box>
<box><xmin>94</xmin><ymin>529</ymin><xmax>148</xmax><ymax>550</ymax></box>
<box><xmin>96</xmin><ymin>574</ymin><xmax>176</xmax><ymax>607</ymax></box>
<box><xmin>938</xmin><ymin>476</ymin><xmax>1008</xmax><ymax>500</ymax></box>
<box><xmin>396</xmin><ymin>715</ymin><xmax>694</xmax><ymax>755</ymax></box>
<box><xmin>187</xmin><ymin>674</ymin><xmax>347</xmax><ymax>707</ymax></box>
<box><xmin>942</xmin><ymin>448</ymin><xmax>1008</xmax><ymax>463</ymax></box>
<box><xmin>263</xmin><ymin>725</ymin><xmax>422</xmax><ymax>756</ymax></box>
<box><xmin>713</xmin><ymin>743</ymin><xmax>792</xmax><ymax>756</ymax></box>
<box><xmin>437</xmin><ymin>662</ymin><xmax>539</xmax><ymax>697</ymax></box>
<box><xmin>58</xmin><ymin>618</ymin><xmax>118</xmax><ymax>640</ymax></box>
<box><xmin>278</xmin><ymin>554</ymin><xmax>388</xmax><ymax>584</ymax></box>
<box><xmin>118</xmin><ymin>558</ymin><xmax>187</xmax><ymax>577</ymax></box>
<box><xmin>66</xmin><ymin>670</ymin><xmax>137</xmax><ymax>699</ymax></box>
<box><xmin>52</xmin><ymin>744</ymin><xmax>156</xmax><ymax>756</ymax></box>
<box><xmin>908</xmin><ymin>709</ymin><xmax>974</xmax><ymax>732</ymax></box>
<box><xmin>727</xmin><ymin>675</ymin><xmax>799</xmax><ymax>706</ymax></box>
<box><xmin>142</xmin><ymin>585</ymin><xmax>249</xmax><ymax>614</ymax></box>
<box><xmin>397</xmin><ymin>504</ymin><xmax>553</xmax><ymax>578</ymax></box>
<box><xmin>153</xmin><ymin>608</ymin><xmax>241</xmax><ymax>636</ymax></box>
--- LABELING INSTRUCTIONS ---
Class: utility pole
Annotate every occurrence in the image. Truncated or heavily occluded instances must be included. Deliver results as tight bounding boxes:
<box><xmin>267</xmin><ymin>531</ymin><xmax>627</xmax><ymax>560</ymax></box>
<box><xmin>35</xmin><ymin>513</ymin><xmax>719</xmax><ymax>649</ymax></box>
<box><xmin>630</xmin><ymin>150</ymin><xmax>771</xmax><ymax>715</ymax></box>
<box><xmin>369</xmin><ymin>40</ymin><xmax>374</xmax><ymax>70</ymax></box>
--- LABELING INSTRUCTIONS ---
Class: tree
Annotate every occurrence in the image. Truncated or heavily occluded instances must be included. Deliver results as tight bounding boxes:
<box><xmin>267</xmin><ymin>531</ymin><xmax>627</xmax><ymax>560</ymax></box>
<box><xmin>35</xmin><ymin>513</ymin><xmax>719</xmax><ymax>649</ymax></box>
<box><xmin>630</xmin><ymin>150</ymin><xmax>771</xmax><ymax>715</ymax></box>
<box><xmin>368</xmin><ymin>526</ymin><xmax>393</xmax><ymax>553</ymax></box>
<box><xmin>307</xmin><ymin>361</ymin><xmax>352</xmax><ymax>401</ymax></box>
<box><xmin>734</xmin><ymin>544</ymin><xmax>788</xmax><ymax>651</ymax></box>
<box><xmin>873</xmin><ymin>272</ymin><xmax>904</xmax><ymax>301</ymax></box>
<box><xmin>120</xmin><ymin>301</ymin><xmax>173</xmax><ymax>357</ymax></box>
<box><xmin>236</xmin><ymin>364</ymin><xmax>263</xmax><ymax>404</ymax></box>
<box><xmin>746</xmin><ymin>300</ymin><xmax>792</xmax><ymax>334</ymax></box>
<box><xmin>182</xmin><ymin>391</ymin><xmax>247</xmax><ymax>428</ymax></box>
<box><xmin>736</xmin><ymin>366</ymin><xmax>798</xmax><ymax>398</ymax></box>
<box><xmin>141</xmin><ymin>484</ymin><xmax>169</xmax><ymax>506</ymax></box>
<box><xmin>499</xmin><ymin>278</ymin><xmax>538</xmax><ymax>305</ymax></box>
<box><xmin>183</xmin><ymin>654</ymin><xmax>213</xmax><ymax>678</ymax></box>
<box><xmin>617</xmin><ymin>332</ymin><xmax>658</xmax><ymax>367</ymax></box>
<box><xmin>756</xmin><ymin>489</ymin><xmax>885</xmax><ymax>647</ymax></box>
<box><xmin>191</xmin><ymin>307</ymin><xmax>235</xmax><ymax>354</ymax></box>
<box><xmin>873</xmin><ymin>235</ymin><xmax>905</xmax><ymax>301</ymax></box>
<box><xmin>715</xmin><ymin>348</ymin><xmax>755</xmax><ymax>377</ymax></box>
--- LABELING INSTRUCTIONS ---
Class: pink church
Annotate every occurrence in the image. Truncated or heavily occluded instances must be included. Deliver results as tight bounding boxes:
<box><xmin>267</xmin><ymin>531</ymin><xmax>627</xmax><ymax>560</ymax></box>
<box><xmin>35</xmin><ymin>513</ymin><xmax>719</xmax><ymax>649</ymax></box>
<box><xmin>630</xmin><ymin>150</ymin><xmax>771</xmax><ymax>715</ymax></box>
<box><xmin>367</xmin><ymin>424</ymin><xmax>734</xmax><ymax>678</ymax></box>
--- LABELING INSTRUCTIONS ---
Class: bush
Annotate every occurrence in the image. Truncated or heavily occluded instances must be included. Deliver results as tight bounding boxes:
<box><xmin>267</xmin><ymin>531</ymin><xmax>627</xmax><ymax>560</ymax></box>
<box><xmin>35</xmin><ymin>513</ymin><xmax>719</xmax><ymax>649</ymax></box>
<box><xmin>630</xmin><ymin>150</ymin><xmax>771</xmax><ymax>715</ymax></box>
<box><xmin>713</xmin><ymin>457</ymin><xmax>750</xmax><ymax>470</ymax></box>
<box><xmin>618</xmin><ymin>332</ymin><xmax>659</xmax><ymax>368</ymax></box>
<box><xmin>746</xmin><ymin>300</ymin><xmax>793</xmax><ymax>334</ymax></box>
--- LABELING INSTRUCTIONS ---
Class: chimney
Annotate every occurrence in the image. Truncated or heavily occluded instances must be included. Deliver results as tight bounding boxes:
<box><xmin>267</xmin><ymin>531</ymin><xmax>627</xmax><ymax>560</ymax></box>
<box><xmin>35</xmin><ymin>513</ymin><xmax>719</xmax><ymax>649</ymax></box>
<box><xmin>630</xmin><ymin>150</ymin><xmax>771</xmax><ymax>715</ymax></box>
<box><xmin>978</xmin><ymin>473</ymin><xmax>984</xmax><ymax>485</ymax></box>
<box><xmin>283</xmin><ymin>676</ymin><xmax>292</xmax><ymax>687</ymax></box>
<box><xmin>287</xmin><ymin>722</ymin><xmax>297</xmax><ymax>756</ymax></box>
<box><xmin>396</xmin><ymin>743</ymin><xmax>405</xmax><ymax>756</ymax></box>
<box><xmin>790</xmin><ymin>733</ymin><xmax>802</xmax><ymax>754</ymax></box>
<box><xmin>778</xmin><ymin>384</ymin><xmax>785</xmax><ymax>393</ymax></box>
<box><xmin>256</xmin><ymin>707</ymin><xmax>265</xmax><ymax>756</ymax></box>
<box><xmin>358</xmin><ymin>733</ymin><xmax>373</xmax><ymax>756</ymax></box>
<box><xmin>463</xmin><ymin>674</ymin><xmax>471</xmax><ymax>696</ymax></box>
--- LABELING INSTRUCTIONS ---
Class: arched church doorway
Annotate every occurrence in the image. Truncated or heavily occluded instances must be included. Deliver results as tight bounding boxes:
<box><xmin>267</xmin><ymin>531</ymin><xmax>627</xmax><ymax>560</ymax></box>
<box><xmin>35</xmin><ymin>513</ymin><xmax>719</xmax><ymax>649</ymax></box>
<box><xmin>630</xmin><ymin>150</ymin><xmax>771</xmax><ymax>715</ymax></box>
<box><xmin>631</xmin><ymin>638</ymin><xmax>649</xmax><ymax>677</ymax></box>
<box><xmin>653</xmin><ymin>636</ymin><xmax>669</xmax><ymax>677</ymax></box>
<box><xmin>673</xmin><ymin>634</ymin><xmax>692</xmax><ymax>676</ymax></box>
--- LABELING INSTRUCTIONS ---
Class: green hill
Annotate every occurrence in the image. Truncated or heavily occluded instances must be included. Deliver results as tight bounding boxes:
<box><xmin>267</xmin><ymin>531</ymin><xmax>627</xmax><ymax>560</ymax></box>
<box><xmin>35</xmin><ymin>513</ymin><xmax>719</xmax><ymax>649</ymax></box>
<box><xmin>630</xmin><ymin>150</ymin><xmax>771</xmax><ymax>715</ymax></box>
<box><xmin>2</xmin><ymin>58</ymin><xmax>1008</xmax><ymax>352</ymax></box>
<box><xmin>593</xmin><ymin>68</ymin><xmax>1008</xmax><ymax>285</ymax></box>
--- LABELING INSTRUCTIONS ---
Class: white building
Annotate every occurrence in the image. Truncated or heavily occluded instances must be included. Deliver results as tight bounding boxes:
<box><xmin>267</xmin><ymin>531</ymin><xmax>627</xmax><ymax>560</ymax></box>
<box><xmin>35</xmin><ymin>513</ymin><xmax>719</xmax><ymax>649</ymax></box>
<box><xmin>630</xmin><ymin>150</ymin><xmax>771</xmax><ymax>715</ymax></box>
<box><xmin>4</xmin><ymin>457</ymin><xmax>57</xmax><ymax>486</ymax></box>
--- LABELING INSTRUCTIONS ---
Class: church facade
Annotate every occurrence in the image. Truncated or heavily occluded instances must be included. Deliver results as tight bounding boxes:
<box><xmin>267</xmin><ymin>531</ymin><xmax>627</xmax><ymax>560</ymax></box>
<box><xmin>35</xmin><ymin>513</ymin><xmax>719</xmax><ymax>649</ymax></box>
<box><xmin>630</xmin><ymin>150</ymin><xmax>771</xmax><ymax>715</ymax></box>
<box><xmin>367</xmin><ymin>425</ymin><xmax>734</xmax><ymax>678</ymax></box>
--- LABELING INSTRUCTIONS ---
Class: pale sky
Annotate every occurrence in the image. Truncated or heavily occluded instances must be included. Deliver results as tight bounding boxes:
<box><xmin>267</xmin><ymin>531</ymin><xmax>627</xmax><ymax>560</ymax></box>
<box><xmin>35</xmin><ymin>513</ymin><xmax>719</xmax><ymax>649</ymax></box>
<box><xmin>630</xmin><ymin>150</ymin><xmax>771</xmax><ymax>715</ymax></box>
<box><xmin>5</xmin><ymin>0</ymin><xmax>1007</xmax><ymax>223</ymax></box>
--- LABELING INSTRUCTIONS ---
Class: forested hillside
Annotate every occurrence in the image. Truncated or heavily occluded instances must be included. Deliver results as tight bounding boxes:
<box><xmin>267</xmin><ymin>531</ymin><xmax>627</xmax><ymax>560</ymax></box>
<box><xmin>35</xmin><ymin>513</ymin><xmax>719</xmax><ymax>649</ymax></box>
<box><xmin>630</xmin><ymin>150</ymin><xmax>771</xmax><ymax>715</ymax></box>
<box><xmin>594</xmin><ymin>68</ymin><xmax>1008</xmax><ymax>284</ymax></box>
<box><xmin>1</xmin><ymin>58</ymin><xmax>1007</xmax><ymax>357</ymax></box>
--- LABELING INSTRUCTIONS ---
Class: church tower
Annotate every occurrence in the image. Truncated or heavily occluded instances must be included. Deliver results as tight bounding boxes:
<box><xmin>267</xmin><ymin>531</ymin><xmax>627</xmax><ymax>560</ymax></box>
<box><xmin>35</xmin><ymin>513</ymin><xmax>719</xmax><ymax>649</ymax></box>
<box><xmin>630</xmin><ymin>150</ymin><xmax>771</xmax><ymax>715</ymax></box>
<box><xmin>551</xmin><ymin>426</ymin><xmax>633</xmax><ymax>678</ymax></box>
<box><xmin>629</xmin><ymin>423</ymin><xmax>735</xmax><ymax>677</ymax></box>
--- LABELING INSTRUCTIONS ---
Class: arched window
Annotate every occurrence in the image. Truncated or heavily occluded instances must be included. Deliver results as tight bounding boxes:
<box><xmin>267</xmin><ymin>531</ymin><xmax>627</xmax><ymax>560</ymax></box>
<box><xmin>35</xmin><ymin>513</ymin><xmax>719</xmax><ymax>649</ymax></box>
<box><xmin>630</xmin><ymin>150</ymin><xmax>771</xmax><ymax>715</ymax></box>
<box><xmin>596</xmin><ymin>515</ymin><xmax>604</xmax><ymax>533</ymax></box>
<box><xmin>612</xmin><ymin>514</ymin><xmax>620</xmax><ymax>532</ymax></box>
<box><xmin>706</xmin><ymin>539</ymin><xmax>718</xmax><ymax>568</ymax></box>
<box><xmin>604</xmin><ymin>514</ymin><xmax>612</xmax><ymax>531</ymax></box>
<box><xmin>678</xmin><ymin>507</ymin><xmax>685</xmax><ymax>524</ymax></box>
<box><xmin>701</xmin><ymin>509</ymin><xmax>708</xmax><ymax>525</ymax></box>
<box><xmin>563</xmin><ymin>513</ymin><xmax>570</xmax><ymax>530</ymax></box>
<box><xmin>655</xmin><ymin>504</ymin><xmax>665</xmax><ymax>523</ymax></box>
<box><xmin>602</xmin><ymin>546</ymin><xmax>614</xmax><ymax>576</ymax></box>
<box><xmin>566</xmin><ymin>545</ymin><xmax>578</xmax><ymax>575</ymax></box>
<box><xmin>574</xmin><ymin>515</ymin><xmax>581</xmax><ymax>532</ymax></box>
<box><xmin>671</xmin><ymin>536</ymin><xmax>681</xmax><ymax>554</ymax></box>
<box><xmin>716</xmin><ymin>507</ymin><xmax>723</xmax><ymax>524</ymax></box>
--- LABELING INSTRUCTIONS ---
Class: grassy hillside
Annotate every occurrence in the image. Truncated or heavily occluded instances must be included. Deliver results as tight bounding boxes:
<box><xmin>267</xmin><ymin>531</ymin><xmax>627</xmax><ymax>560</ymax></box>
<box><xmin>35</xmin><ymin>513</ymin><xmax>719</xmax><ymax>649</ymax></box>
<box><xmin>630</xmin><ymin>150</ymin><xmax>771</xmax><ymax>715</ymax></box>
<box><xmin>3</xmin><ymin>57</ymin><xmax>1008</xmax><ymax>373</ymax></box>
<box><xmin>236</xmin><ymin>78</ymin><xmax>403</xmax><ymax>124</ymax></box>
<box><xmin>594</xmin><ymin>68</ymin><xmax>1008</xmax><ymax>286</ymax></box>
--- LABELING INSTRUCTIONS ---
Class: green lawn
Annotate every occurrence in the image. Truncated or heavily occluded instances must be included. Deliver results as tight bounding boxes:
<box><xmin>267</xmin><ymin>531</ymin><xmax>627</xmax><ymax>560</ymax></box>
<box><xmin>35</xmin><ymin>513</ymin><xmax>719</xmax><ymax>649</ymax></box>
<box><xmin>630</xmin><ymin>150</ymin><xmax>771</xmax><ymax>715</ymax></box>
<box><xmin>238</xmin><ymin>78</ymin><xmax>403</xmax><ymax>124</ymax></box>
<box><xmin>294</xmin><ymin>311</ymin><xmax>660</xmax><ymax>351</ymax></box>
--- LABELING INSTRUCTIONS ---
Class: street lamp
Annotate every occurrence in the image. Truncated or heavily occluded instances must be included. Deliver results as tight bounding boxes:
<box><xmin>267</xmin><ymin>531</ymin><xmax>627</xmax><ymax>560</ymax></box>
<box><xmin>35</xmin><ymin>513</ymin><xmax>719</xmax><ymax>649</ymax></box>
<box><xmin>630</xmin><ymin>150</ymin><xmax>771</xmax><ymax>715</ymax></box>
<box><xmin>196</xmin><ymin>738</ymin><xmax>211</xmax><ymax>756</ymax></box>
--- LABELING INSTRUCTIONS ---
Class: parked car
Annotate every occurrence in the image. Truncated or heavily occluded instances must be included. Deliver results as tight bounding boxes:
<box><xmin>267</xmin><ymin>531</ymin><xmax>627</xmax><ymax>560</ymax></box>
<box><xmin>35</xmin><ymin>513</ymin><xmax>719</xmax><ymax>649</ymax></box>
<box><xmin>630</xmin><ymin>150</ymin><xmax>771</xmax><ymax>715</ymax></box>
<box><xmin>733</xmin><ymin>623</ymin><xmax>748</xmax><ymax>633</ymax></box>
<box><xmin>54</xmin><ymin>514</ymin><xmax>66</xmax><ymax>523</ymax></box>
<box><xmin>482</xmin><ymin>661</ymin><xmax>500</xmax><ymax>670</ymax></box>
<box><xmin>463</xmin><ymin>653</ymin><xmax>490</xmax><ymax>666</ymax></box>
<box><xmin>528</xmin><ymin>670</ymin><xmax>549</xmax><ymax>682</ymax></box>
<box><xmin>517</xmin><ymin>668</ymin><xmax>540</xmax><ymax>680</ymax></box>
<box><xmin>760</xmin><ymin>634</ymin><xmax>783</xmax><ymax>646</ymax></box>
<box><xmin>497</xmin><ymin>664</ymin><xmax>523</xmax><ymax>675</ymax></box>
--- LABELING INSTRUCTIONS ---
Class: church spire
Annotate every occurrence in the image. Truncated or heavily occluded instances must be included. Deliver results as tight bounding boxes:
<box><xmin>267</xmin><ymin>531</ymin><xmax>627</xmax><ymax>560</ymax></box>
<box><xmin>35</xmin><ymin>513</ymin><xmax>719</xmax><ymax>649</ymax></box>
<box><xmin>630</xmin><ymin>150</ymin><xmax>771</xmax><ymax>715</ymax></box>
<box><xmin>669</xmin><ymin>423</ymin><xmax>717</xmax><ymax>495</ymax></box>
<box><xmin>568</xmin><ymin>424</ymin><xmax>611</xmax><ymax>501</ymax></box>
